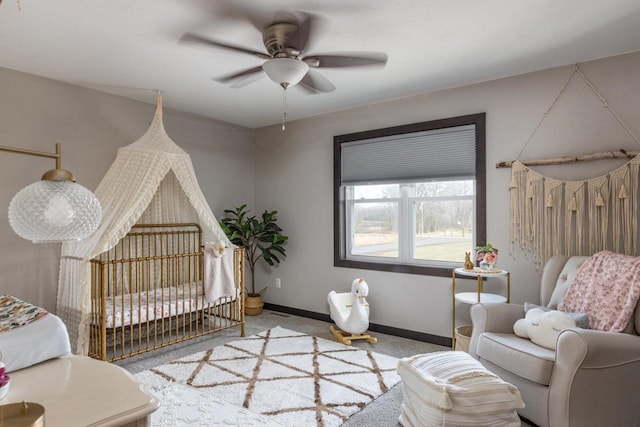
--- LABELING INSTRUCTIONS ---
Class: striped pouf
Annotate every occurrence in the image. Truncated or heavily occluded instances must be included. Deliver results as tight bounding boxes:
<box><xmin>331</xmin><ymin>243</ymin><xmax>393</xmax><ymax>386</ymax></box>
<box><xmin>397</xmin><ymin>351</ymin><xmax>524</xmax><ymax>427</ymax></box>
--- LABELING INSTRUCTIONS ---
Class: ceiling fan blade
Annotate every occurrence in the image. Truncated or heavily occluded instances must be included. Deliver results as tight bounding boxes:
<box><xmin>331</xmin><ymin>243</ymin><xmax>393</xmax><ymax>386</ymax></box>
<box><xmin>298</xmin><ymin>69</ymin><xmax>336</xmax><ymax>93</ymax></box>
<box><xmin>230</xmin><ymin>70</ymin><xmax>267</xmax><ymax>88</ymax></box>
<box><xmin>214</xmin><ymin>66</ymin><xmax>264</xmax><ymax>84</ymax></box>
<box><xmin>303</xmin><ymin>52</ymin><xmax>388</xmax><ymax>68</ymax></box>
<box><xmin>205</xmin><ymin>3</ymin><xmax>266</xmax><ymax>34</ymax></box>
<box><xmin>179</xmin><ymin>32</ymin><xmax>271</xmax><ymax>60</ymax></box>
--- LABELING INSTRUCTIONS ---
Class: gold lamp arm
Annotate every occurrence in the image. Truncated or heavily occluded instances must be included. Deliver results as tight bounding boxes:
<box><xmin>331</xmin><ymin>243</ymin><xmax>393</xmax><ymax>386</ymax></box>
<box><xmin>0</xmin><ymin>143</ymin><xmax>75</xmax><ymax>181</ymax></box>
<box><xmin>0</xmin><ymin>143</ymin><xmax>61</xmax><ymax>167</ymax></box>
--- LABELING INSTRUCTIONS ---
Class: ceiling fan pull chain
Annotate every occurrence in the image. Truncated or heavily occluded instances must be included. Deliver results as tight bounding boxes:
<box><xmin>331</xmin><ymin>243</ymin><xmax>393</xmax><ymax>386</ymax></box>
<box><xmin>282</xmin><ymin>87</ymin><xmax>288</xmax><ymax>131</ymax></box>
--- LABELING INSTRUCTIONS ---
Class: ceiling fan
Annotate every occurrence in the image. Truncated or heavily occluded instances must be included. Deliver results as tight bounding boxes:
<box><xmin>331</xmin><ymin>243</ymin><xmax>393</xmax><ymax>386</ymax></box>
<box><xmin>179</xmin><ymin>11</ymin><xmax>388</xmax><ymax>93</ymax></box>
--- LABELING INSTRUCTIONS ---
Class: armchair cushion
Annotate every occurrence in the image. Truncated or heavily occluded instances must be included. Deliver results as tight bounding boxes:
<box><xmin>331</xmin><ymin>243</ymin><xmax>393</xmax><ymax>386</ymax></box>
<box><xmin>476</xmin><ymin>332</ymin><xmax>555</xmax><ymax>385</ymax></box>
<box><xmin>546</xmin><ymin>256</ymin><xmax>587</xmax><ymax>308</ymax></box>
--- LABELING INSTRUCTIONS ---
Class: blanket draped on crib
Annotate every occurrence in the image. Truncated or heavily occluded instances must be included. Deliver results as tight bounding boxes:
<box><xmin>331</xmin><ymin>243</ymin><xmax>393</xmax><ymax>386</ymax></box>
<box><xmin>204</xmin><ymin>243</ymin><xmax>236</xmax><ymax>303</ymax></box>
<box><xmin>559</xmin><ymin>251</ymin><xmax>640</xmax><ymax>331</ymax></box>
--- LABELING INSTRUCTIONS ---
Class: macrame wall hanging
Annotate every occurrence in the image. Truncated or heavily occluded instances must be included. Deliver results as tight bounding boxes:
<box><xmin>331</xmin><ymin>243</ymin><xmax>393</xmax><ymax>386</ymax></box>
<box><xmin>500</xmin><ymin>65</ymin><xmax>640</xmax><ymax>271</ymax></box>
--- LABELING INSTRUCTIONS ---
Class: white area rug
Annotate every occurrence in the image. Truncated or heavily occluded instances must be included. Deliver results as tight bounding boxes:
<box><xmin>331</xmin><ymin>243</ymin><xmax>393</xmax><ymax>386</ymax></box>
<box><xmin>136</xmin><ymin>326</ymin><xmax>401</xmax><ymax>427</ymax></box>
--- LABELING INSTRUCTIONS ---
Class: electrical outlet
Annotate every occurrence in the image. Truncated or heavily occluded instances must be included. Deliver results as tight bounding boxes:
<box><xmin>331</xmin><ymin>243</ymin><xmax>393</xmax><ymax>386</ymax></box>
<box><xmin>275</xmin><ymin>278</ymin><xmax>281</xmax><ymax>288</ymax></box>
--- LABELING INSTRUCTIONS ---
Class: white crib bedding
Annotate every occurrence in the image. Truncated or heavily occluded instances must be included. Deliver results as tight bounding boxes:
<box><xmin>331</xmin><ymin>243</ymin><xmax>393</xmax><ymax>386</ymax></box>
<box><xmin>0</xmin><ymin>313</ymin><xmax>71</xmax><ymax>373</ymax></box>
<box><xmin>100</xmin><ymin>284</ymin><xmax>237</xmax><ymax>329</ymax></box>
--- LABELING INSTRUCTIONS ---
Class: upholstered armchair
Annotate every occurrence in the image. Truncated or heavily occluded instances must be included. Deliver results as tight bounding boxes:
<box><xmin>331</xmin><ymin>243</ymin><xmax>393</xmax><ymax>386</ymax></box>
<box><xmin>468</xmin><ymin>255</ymin><xmax>640</xmax><ymax>427</ymax></box>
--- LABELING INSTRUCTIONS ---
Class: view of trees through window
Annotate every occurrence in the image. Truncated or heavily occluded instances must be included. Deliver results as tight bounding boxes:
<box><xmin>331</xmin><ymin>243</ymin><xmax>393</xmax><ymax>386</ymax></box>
<box><xmin>348</xmin><ymin>180</ymin><xmax>474</xmax><ymax>264</ymax></box>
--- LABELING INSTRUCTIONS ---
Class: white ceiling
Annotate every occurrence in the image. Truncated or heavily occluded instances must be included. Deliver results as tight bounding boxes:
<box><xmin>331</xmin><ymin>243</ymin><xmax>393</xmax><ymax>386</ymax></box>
<box><xmin>1</xmin><ymin>1</ymin><xmax>640</xmax><ymax>129</ymax></box>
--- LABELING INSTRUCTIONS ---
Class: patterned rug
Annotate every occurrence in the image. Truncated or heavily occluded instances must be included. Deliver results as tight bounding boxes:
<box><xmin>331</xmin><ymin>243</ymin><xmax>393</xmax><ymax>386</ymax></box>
<box><xmin>136</xmin><ymin>326</ymin><xmax>401</xmax><ymax>427</ymax></box>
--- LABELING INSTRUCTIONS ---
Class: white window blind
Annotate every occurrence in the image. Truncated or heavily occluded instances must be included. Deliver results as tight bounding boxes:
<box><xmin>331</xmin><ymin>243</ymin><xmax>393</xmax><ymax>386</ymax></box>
<box><xmin>340</xmin><ymin>124</ymin><xmax>476</xmax><ymax>185</ymax></box>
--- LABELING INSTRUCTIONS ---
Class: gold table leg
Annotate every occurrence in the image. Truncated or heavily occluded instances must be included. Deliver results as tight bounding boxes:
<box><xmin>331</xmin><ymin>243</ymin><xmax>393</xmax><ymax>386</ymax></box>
<box><xmin>452</xmin><ymin>270</ymin><xmax>456</xmax><ymax>349</ymax></box>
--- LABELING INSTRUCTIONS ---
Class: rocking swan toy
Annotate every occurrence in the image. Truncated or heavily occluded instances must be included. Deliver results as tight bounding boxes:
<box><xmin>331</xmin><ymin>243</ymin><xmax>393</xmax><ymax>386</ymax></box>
<box><xmin>328</xmin><ymin>278</ymin><xmax>377</xmax><ymax>345</ymax></box>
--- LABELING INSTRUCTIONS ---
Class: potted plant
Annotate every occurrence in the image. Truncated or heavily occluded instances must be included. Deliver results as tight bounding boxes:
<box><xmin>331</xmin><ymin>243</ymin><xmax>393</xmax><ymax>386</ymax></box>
<box><xmin>220</xmin><ymin>204</ymin><xmax>288</xmax><ymax>315</ymax></box>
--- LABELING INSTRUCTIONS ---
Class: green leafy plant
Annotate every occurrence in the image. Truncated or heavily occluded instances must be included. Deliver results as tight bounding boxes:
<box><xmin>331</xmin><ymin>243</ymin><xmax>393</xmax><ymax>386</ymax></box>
<box><xmin>220</xmin><ymin>204</ymin><xmax>288</xmax><ymax>295</ymax></box>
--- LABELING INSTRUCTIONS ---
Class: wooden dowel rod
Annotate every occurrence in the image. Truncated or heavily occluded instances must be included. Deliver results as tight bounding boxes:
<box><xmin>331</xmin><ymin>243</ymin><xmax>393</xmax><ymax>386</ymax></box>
<box><xmin>496</xmin><ymin>149</ymin><xmax>640</xmax><ymax>168</ymax></box>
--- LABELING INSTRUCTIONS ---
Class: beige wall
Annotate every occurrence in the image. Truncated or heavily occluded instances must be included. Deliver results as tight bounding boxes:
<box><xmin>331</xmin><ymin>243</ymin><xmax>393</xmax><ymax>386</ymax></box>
<box><xmin>3</xmin><ymin>51</ymin><xmax>640</xmax><ymax>341</ymax></box>
<box><xmin>253</xmin><ymin>51</ymin><xmax>640</xmax><ymax>340</ymax></box>
<box><xmin>0</xmin><ymin>67</ymin><xmax>254</xmax><ymax>312</ymax></box>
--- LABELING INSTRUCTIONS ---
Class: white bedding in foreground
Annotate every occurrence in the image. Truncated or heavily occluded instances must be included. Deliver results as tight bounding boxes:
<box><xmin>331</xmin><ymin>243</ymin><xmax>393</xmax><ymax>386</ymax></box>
<box><xmin>0</xmin><ymin>314</ymin><xmax>71</xmax><ymax>372</ymax></box>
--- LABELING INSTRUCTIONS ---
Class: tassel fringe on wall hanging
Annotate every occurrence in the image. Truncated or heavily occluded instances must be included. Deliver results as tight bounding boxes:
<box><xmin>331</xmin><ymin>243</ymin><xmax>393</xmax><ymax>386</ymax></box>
<box><xmin>501</xmin><ymin>66</ymin><xmax>640</xmax><ymax>271</ymax></box>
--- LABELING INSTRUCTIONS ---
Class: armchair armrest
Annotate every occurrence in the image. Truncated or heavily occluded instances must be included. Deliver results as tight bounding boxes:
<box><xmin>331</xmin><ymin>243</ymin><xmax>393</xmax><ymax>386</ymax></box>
<box><xmin>559</xmin><ymin>328</ymin><xmax>640</xmax><ymax>367</ymax></box>
<box><xmin>468</xmin><ymin>302</ymin><xmax>524</xmax><ymax>358</ymax></box>
<box><xmin>550</xmin><ymin>329</ymin><xmax>640</xmax><ymax>427</ymax></box>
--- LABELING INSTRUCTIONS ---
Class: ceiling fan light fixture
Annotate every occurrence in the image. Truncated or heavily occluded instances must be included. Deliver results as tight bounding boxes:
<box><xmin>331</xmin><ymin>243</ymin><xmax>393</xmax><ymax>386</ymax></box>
<box><xmin>263</xmin><ymin>58</ymin><xmax>309</xmax><ymax>88</ymax></box>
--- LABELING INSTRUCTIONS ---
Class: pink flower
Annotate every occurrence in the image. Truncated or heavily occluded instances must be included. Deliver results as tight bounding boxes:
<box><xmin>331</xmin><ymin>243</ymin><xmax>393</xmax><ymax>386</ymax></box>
<box><xmin>0</xmin><ymin>367</ymin><xmax>9</xmax><ymax>387</ymax></box>
<box><xmin>484</xmin><ymin>252</ymin><xmax>498</xmax><ymax>264</ymax></box>
<box><xmin>476</xmin><ymin>251</ymin><xmax>484</xmax><ymax>261</ymax></box>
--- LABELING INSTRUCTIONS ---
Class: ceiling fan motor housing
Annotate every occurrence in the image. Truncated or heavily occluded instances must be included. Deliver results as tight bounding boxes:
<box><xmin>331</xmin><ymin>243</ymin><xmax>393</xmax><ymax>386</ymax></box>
<box><xmin>263</xmin><ymin>22</ymin><xmax>300</xmax><ymax>57</ymax></box>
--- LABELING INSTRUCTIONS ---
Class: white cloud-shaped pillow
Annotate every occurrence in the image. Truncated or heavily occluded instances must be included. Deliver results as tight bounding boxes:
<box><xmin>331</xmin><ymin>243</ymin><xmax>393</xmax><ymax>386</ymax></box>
<box><xmin>514</xmin><ymin>308</ymin><xmax>576</xmax><ymax>349</ymax></box>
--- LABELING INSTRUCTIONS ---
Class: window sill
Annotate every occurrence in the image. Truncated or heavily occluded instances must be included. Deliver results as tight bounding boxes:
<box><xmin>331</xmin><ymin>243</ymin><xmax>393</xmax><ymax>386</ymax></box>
<box><xmin>334</xmin><ymin>258</ymin><xmax>454</xmax><ymax>278</ymax></box>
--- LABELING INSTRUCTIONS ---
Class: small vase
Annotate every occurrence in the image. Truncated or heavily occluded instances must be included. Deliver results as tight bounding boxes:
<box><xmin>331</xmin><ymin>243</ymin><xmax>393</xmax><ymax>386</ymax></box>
<box><xmin>479</xmin><ymin>261</ymin><xmax>495</xmax><ymax>271</ymax></box>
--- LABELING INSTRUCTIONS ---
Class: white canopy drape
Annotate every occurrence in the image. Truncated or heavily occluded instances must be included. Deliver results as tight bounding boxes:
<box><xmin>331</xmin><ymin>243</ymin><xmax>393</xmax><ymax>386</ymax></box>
<box><xmin>56</xmin><ymin>97</ymin><xmax>233</xmax><ymax>354</ymax></box>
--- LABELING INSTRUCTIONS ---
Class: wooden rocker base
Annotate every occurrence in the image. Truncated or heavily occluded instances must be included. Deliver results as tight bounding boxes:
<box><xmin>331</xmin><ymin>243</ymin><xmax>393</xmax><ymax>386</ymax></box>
<box><xmin>330</xmin><ymin>325</ymin><xmax>378</xmax><ymax>345</ymax></box>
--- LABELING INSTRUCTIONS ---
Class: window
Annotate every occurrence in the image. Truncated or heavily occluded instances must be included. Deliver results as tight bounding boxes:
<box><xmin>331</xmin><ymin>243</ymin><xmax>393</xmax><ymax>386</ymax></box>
<box><xmin>334</xmin><ymin>113</ymin><xmax>486</xmax><ymax>277</ymax></box>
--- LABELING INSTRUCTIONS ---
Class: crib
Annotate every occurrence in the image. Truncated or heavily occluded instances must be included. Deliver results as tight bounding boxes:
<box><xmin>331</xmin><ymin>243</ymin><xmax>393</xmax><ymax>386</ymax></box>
<box><xmin>88</xmin><ymin>223</ymin><xmax>245</xmax><ymax>362</ymax></box>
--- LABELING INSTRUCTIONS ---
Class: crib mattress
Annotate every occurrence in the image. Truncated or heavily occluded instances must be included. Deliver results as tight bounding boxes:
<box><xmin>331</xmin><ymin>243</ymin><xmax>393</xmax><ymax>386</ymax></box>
<box><xmin>100</xmin><ymin>285</ymin><xmax>235</xmax><ymax>329</ymax></box>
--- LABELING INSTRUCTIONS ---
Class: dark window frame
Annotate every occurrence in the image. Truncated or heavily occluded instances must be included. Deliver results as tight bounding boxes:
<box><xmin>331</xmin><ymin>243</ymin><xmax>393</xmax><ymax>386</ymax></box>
<box><xmin>333</xmin><ymin>113</ymin><xmax>486</xmax><ymax>277</ymax></box>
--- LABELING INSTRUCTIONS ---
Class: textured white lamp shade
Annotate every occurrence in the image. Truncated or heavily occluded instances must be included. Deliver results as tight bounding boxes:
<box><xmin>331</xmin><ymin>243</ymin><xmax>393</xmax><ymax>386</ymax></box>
<box><xmin>262</xmin><ymin>58</ymin><xmax>309</xmax><ymax>88</ymax></box>
<box><xmin>8</xmin><ymin>180</ymin><xmax>102</xmax><ymax>243</ymax></box>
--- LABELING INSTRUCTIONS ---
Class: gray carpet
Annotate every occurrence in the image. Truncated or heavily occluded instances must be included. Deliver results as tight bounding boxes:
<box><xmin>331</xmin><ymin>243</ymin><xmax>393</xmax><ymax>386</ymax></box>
<box><xmin>116</xmin><ymin>309</ymin><xmax>533</xmax><ymax>426</ymax></box>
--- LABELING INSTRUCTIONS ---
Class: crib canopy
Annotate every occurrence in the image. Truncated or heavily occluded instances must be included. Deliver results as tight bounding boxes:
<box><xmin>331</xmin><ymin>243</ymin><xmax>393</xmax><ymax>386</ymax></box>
<box><xmin>57</xmin><ymin>96</ymin><xmax>233</xmax><ymax>354</ymax></box>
